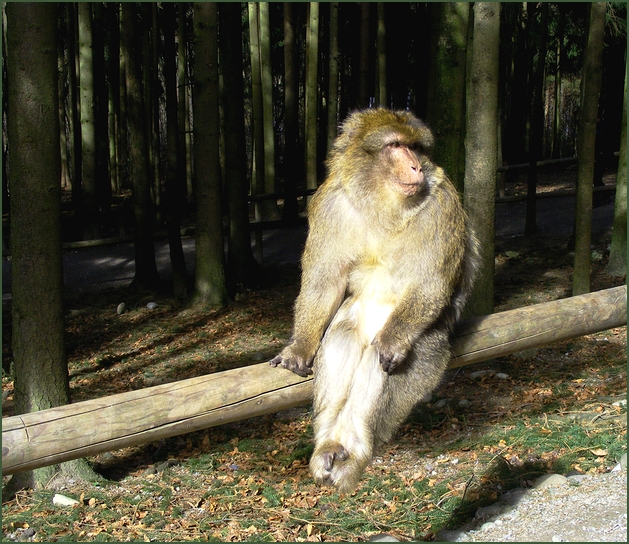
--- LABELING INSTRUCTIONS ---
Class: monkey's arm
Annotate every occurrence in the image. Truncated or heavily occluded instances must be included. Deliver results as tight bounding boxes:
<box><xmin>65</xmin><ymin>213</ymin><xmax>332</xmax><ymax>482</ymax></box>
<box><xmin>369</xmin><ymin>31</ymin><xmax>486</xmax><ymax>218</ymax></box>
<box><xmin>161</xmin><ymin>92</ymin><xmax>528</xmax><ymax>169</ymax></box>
<box><xmin>270</xmin><ymin>191</ymin><xmax>353</xmax><ymax>376</ymax></box>
<box><xmin>374</xmin><ymin>207</ymin><xmax>467</xmax><ymax>374</ymax></box>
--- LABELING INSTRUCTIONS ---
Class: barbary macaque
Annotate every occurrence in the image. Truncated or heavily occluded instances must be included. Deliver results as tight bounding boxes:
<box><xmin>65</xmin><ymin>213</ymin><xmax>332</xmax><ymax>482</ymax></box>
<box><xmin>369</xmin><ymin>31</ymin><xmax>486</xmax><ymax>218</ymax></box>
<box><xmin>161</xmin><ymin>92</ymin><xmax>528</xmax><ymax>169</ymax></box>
<box><xmin>270</xmin><ymin>108</ymin><xmax>479</xmax><ymax>493</ymax></box>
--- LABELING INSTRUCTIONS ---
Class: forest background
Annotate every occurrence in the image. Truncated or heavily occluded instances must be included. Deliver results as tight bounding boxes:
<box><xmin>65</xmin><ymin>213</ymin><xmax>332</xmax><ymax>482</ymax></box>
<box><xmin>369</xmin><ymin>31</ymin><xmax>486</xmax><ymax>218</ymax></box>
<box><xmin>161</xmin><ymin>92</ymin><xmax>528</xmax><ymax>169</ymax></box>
<box><xmin>2</xmin><ymin>0</ymin><xmax>627</xmax><ymax>502</ymax></box>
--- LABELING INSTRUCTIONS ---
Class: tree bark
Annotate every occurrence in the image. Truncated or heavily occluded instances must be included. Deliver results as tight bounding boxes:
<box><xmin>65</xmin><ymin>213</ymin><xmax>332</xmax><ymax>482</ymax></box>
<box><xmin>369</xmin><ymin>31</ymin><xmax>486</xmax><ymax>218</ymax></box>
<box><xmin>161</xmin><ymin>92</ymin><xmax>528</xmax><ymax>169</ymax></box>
<box><xmin>463</xmin><ymin>2</ymin><xmax>501</xmax><ymax>318</ymax></box>
<box><xmin>162</xmin><ymin>2</ymin><xmax>188</xmax><ymax>297</ymax></box>
<box><xmin>220</xmin><ymin>2</ymin><xmax>261</xmax><ymax>287</ymax></box>
<box><xmin>3</xmin><ymin>285</ymin><xmax>626</xmax><ymax>477</ymax></box>
<box><xmin>192</xmin><ymin>2</ymin><xmax>228</xmax><ymax>308</ymax></box>
<box><xmin>426</xmin><ymin>2</ymin><xmax>469</xmax><ymax>192</ymax></box>
<box><xmin>6</xmin><ymin>2</ymin><xmax>100</xmax><ymax>491</ymax></box>
<box><xmin>326</xmin><ymin>2</ymin><xmax>340</xmax><ymax>154</ymax></box>
<box><xmin>607</xmin><ymin>65</ymin><xmax>627</xmax><ymax>277</ymax></box>
<box><xmin>573</xmin><ymin>2</ymin><xmax>606</xmax><ymax>295</ymax></box>
<box><xmin>78</xmin><ymin>3</ymin><xmax>99</xmax><ymax>240</ymax></box>
<box><xmin>121</xmin><ymin>3</ymin><xmax>161</xmax><ymax>291</ymax></box>
<box><xmin>375</xmin><ymin>3</ymin><xmax>387</xmax><ymax>107</ymax></box>
<box><xmin>305</xmin><ymin>3</ymin><xmax>319</xmax><ymax>192</ymax></box>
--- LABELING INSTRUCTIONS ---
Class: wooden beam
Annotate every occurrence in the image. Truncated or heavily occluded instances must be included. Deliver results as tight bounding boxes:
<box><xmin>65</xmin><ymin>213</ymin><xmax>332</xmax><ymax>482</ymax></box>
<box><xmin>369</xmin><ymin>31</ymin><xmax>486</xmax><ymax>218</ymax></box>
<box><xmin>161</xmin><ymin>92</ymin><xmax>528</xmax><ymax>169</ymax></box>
<box><xmin>2</xmin><ymin>285</ymin><xmax>626</xmax><ymax>476</ymax></box>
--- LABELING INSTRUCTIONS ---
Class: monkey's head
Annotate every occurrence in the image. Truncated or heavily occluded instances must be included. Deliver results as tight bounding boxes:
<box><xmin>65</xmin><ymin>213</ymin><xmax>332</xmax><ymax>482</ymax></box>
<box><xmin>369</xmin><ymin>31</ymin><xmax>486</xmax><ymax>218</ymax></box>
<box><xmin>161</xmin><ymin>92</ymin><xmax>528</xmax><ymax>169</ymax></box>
<box><xmin>328</xmin><ymin>108</ymin><xmax>437</xmax><ymax>202</ymax></box>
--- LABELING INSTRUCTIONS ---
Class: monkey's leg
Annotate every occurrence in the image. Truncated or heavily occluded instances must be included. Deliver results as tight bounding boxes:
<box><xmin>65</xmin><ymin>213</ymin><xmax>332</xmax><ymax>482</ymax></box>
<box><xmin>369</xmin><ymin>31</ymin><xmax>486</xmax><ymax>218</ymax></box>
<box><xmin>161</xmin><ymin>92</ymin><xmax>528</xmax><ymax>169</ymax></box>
<box><xmin>311</xmin><ymin>342</ymin><xmax>387</xmax><ymax>493</ymax></box>
<box><xmin>372</xmin><ymin>328</ymin><xmax>452</xmax><ymax>445</ymax></box>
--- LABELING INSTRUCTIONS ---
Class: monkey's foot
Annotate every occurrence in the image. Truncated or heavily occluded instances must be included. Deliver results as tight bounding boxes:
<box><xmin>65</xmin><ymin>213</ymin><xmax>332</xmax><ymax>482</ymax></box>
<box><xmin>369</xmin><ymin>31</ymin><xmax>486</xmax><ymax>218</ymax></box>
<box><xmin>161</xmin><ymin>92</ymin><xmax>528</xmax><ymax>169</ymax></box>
<box><xmin>310</xmin><ymin>440</ymin><xmax>369</xmax><ymax>494</ymax></box>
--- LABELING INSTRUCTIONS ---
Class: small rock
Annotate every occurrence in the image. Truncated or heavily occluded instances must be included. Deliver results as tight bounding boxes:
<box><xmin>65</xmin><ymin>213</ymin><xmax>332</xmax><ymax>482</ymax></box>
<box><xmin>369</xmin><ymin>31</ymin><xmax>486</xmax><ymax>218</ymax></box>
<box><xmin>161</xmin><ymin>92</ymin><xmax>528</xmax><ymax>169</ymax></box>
<box><xmin>146</xmin><ymin>302</ymin><xmax>158</xmax><ymax>310</ymax></box>
<box><xmin>458</xmin><ymin>399</ymin><xmax>471</xmax><ymax>408</ymax></box>
<box><xmin>475</xmin><ymin>503</ymin><xmax>502</xmax><ymax>520</ymax></box>
<box><xmin>116</xmin><ymin>302</ymin><xmax>126</xmax><ymax>315</ymax></box>
<box><xmin>533</xmin><ymin>474</ymin><xmax>568</xmax><ymax>489</ymax></box>
<box><xmin>611</xmin><ymin>452</ymin><xmax>627</xmax><ymax>472</ymax></box>
<box><xmin>495</xmin><ymin>372</ymin><xmax>510</xmax><ymax>380</ymax></box>
<box><xmin>434</xmin><ymin>398</ymin><xmax>450</xmax><ymax>409</ymax></box>
<box><xmin>480</xmin><ymin>521</ymin><xmax>496</xmax><ymax>531</ymax></box>
<box><xmin>469</xmin><ymin>369</ymin><xmax>495</xmax><ymax>380</ymax></box>
<box><xmin>368</xmin><ymin>534</ymin><xmax>400</xmax><ymax>542</ymax></box>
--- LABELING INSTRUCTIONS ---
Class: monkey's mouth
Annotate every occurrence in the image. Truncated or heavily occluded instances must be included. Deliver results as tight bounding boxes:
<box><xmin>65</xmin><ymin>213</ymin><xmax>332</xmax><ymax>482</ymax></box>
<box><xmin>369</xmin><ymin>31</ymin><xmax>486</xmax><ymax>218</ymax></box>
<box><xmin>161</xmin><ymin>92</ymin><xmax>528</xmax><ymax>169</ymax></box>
<box><xmin>395</xmin><ymin>181</ymin><xmax>420</xmax><ymax>196</ymax></box>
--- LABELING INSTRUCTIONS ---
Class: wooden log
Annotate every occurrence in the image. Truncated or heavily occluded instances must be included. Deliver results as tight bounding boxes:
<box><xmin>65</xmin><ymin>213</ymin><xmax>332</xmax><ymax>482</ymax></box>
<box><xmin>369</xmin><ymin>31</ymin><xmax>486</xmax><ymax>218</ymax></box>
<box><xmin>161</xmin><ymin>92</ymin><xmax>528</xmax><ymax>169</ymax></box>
<box><xmin>2</xmin><ymin>285</ymin><xmax>626</xmax><ymax>476</ymax></box>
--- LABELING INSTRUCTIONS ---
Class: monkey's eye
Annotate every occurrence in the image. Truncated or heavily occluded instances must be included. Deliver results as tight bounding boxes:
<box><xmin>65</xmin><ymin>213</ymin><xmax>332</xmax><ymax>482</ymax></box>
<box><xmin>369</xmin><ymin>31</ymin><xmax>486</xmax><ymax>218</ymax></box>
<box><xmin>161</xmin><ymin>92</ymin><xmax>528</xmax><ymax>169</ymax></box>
<box><xmin>389</xmin><ymin>141</ymin><xmax>402</xmax><ymax>148</ymax></box>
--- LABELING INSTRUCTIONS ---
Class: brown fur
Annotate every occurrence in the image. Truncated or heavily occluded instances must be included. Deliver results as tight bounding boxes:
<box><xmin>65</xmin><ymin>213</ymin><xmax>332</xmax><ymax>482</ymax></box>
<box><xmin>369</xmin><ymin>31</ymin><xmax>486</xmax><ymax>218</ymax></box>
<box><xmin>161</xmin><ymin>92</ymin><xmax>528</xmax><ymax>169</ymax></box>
<box><xmin>270</xmin><ymin>108</ymin><xmax>479</xmax><ymax>493</ymax></box>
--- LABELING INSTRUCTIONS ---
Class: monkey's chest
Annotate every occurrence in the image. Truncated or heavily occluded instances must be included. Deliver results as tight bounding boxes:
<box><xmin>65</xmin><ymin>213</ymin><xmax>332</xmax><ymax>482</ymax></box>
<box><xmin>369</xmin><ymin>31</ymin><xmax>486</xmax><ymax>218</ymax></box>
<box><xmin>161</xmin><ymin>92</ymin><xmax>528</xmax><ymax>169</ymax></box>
<box><xmin>345</xmin><ymin>258</ymin><xmax>399</xmax><ymax>341</ymax></box>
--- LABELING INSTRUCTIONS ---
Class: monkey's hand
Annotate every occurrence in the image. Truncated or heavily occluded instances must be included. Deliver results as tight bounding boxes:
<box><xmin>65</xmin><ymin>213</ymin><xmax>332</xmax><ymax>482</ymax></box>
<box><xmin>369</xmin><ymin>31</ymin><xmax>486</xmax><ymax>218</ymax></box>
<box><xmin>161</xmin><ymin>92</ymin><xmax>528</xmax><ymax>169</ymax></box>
<box><xmin>372</xmin><ymin>334</ymin><xmax>411</xmax><ymax>375</ymax></box>
<box><xmin>269</xmin><ymin>344</ymin><xmax>314</xmax><ymax>377</ymax></box>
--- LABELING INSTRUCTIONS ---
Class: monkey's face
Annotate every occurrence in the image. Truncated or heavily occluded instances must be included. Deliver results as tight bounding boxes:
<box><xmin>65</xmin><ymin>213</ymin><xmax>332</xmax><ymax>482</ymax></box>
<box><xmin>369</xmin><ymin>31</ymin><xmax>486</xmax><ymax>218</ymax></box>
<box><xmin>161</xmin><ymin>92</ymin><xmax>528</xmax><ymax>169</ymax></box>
<box><xmin>380</xmin><ymin>141</ymin><xmax>426</xmax><ymax>198</ymax></box>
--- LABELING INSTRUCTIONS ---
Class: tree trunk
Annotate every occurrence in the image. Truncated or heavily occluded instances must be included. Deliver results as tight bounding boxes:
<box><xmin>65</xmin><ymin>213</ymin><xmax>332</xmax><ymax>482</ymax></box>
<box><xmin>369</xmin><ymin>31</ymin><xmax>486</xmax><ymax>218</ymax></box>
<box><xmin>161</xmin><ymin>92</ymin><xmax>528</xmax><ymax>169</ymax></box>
<box><xmin>525</xmin><ymin>2</ymin><xmax>548</xmax><ymax>236</ymax></box>
<box><xmin>426</xmin><ymin>2</ymin><xmax>469</xmax><ymax>192</ymax></box>
<box><xmin>573</xmin><ymin>2</ymin><xmax>606</xmax><ymax>296</ymax></box>
<box><xmin>78</xmin><ymin>3</ymin><xmax>99</xmax><ymax>240</ymax></box>
<box><xmin>375</xmin><ymin>3</ymin><xmax>387</xmax><ymax>107</ymax></box>
<box><xmin>282</xmin><ymin>2</ymin><xmax>300</xmax><ymax>222</ymax></box>
<box><xmin>258</xmin><ymin>2</ymin><xmax>278</xmax><ymax>219</ymax></box>
<box><xmin>162</xmin><ymin>2</ymin><xmax>188</xmax><ymax>298</ymax></box>
<box><xmin>92</xmin><ymin>2</ymin><xmax>111</xmax><ymax>228</ymax></box>
<box><xmin>248</xmin><ymin>3</ymin><xmax>264</xmax><ymax>201</ymax></box>
<box><xmin>177</xmin><ymin>3</ymin><xmax>192</xmax><ymax>203</ymax></box>
<box><xmin>305</xmin><ymin>2</ymin><xmax>319</xmax><ymax>192</ymax></box>
<box><xmin>220</xmin><ymin>2</ymin><xmax>261</xmax><ymax>287</ymax></box>
<box><xmin>122</xmin><ymin>3</ymin><xmax>161</xmax><ymax>291</ymax></box>
<box><xmin>463</xmin><ymin>2</ymin><xmax>501</xmax><ymax>318</ymax></box>
<box><xmin>326</xmin><ymin>2</ymin><xmax>340</xmax><ymax>153</ymax></box>
<box><xmin>192</xmin><ymin>2</ymin><xmax>228</xmax><ymax>308</ymax></box>
<box><xmin>357</xmin><ymin>2</ymin><xmax>370</xmax><ymax>108</ymax></box>
<box><xmin>5</xmin><ymin>2</ymin><xmax>100</xmax><ymax>491</ymax></box>
<box><xmin>607</xmin><ymin>65</ymin><xmax>627</xmax><ymax>277</ymax></box>
<box><xmin>552</xmin><ymin>10</ymin><xmax>565</xmax><ymax>159</ymax></box>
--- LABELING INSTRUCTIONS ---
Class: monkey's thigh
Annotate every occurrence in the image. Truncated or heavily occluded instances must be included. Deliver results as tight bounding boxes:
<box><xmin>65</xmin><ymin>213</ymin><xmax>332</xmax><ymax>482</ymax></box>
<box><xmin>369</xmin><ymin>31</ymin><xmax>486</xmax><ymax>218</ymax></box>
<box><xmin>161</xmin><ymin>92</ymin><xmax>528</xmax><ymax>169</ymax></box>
<box><xmin>312</xmin><ymin>298</ymin><xmax>369</xmax><ymax>436</ymax></box>
<box><xmin>311</xmin><ymin>342</ymin><xmax>385</xmax><ymax>492</ymax></box>
<box><xmin>372</xmin><ymin>327</ymin><xmax>452</xmax><ymax>445</ymax></box>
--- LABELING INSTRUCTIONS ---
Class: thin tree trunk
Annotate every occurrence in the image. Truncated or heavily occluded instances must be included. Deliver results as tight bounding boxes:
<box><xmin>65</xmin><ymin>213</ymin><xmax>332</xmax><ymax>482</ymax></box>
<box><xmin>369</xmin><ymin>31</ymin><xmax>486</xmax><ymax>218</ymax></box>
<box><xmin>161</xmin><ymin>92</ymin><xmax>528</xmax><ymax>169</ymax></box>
<box><xmin>282</xmin><ymin>2</ymin><xmax>300</xmax><ymax>222</ymax></box>
<box><xmin>375</xmin><ymin>3</ymin><xmax>387</xmax><ymax>107</ymax></box>
<box><xmin>66</xmin><ymin>3</ymin><xmax>82</xmax><ymax>218</ymax></box>
<box><xmin>463</xmin><ymin>2</ymin><xmax>501</xmax><ymax>318</ymax></box>
<box><xmin>192</xmin><ymin>2</ymin><xmax>228</xmax><ymax>308</ymax></box>
<box><xmin>573</xmin><ymin>2</ymin><xmax>606</xmax><ymax>295</ymax></box>
<box><xmin>122</xmin><ymin>3</ymin><xmax>161</xmax><ymax>291</ymax></box>
<box><xmin>607</xmin><ymin>65</ymin><xmax>627</xmax><ymax>277</ymax></box>
<box><xmin>220</xmin><ymin>2</ymin><xmax>261</xmax><ymax>287</ymax></box>
<box><xmin>525</xmin><ymin>2</ymin><xmax>548</xmax><ymax>236</ymax></box>
<box><xmin>326</xmin><ymin>2</ymin><xmax>340</xmax><ymax>154</ymax></box>
<box><xmin>178</xmin><ymin>3</ymin><xmax>192</xmax><ymax>204</ymax></box>
<box><xmin>162</xmin><ymin>2</ymin><xmax>188</xmax><ymax>297</ymax></box>
<box><xmin>305</xmin><ymin>2</ymin><xmax>319</xmax><ymax>193</ymax></box>
<box><xmin>358</xmin><ymin>2</ymin><xmax>370</xmax><ymax>108</ymax></box>
<box><xmin>258</xmin><ymin>2</ymin><xmax>278</xmax><ymax>219</ymax></box>
<box><xmin>552</xmin><ymin>12</ymin><xmax>564</xmax><ymax>159</ymax></box>
<box><xmin>78</xmin><ymin>3</ymin><xmax>99</xmax><ymax>239</ymax></box>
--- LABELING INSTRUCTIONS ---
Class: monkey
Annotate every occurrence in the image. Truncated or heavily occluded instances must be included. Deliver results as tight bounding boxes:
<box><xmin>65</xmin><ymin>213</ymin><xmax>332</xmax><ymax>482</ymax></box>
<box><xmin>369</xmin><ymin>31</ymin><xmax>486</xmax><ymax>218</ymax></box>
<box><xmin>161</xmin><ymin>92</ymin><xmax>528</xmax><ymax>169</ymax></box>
<box><xmin>270</xmin><ymin>108</ymin><xmax>479</xmax><ymax>493</ymax></box>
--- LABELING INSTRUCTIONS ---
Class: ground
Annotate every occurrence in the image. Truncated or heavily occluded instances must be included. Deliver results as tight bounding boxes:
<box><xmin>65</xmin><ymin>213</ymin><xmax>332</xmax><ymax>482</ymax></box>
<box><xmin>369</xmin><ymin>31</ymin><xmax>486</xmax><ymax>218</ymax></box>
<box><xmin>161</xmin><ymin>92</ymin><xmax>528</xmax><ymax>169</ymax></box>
<box><xmin>2</xmin><ymin>164</ymin><xmax>626</xmax><ymax>542</ymax></box>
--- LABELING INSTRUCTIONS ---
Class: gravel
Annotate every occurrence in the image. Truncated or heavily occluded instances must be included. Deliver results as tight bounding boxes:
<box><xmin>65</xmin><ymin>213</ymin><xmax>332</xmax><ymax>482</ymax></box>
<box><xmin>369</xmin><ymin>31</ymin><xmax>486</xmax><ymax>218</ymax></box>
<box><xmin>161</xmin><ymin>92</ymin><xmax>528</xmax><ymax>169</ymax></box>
<box><xmin>436</xmin><ymin>464</ymin><xmax>627</xmax><ymax>542</ymax></box>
